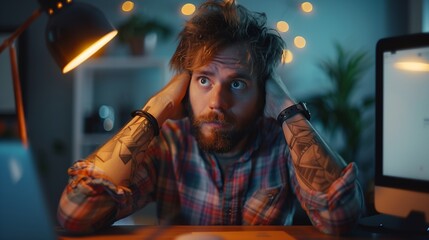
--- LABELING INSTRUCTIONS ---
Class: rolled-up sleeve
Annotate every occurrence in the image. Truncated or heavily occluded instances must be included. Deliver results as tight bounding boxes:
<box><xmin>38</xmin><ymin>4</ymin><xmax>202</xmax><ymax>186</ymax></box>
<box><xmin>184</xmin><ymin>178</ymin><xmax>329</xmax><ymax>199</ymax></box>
<box><xmin>57</xmin><ymin>160</ymin><xmax>134</xmax><ymax>234</ymax></box>
<box><xmin>290</xmin><ymin>161</ymin><xmax>364</xmax><ymax>234</ymax></box>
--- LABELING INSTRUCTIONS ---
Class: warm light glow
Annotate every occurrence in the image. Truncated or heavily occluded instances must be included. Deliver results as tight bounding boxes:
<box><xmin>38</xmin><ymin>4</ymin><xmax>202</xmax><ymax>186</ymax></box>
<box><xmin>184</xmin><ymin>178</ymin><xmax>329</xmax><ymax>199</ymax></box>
<box><xmin>276</xmin><ymin>21</ymin><xmax>289</xmax><ymax>33</ymax></box>
<box><xmin>49</xmin><ymin>8</ymin><xmax>54</xmax><ymax>15</ymax></box>
<box><xmin>181</xmin><ymin>3</ymin><xmax>196</xmax><ymax>16</ymax></box>
<box><xmin>57</xmin><ymin>2</ymin><xmax>63</xmax><ymax>9</ymax></box>
<box><xmin>67</xmin><ymin>0</ymin><xmax>72</xmax><ymax>3</ymax></box>
<box><xmin>301</xmin><ymin>2</ymin><xmax>313</xmax><ymax>13</ymax></box>
<box><xmin>63</xmin><ymin>30</ymin><xmax>118</xmax><ymax>73</ymax></box>
<box><xmin>395</xmin><ymin>61</ymin><xmax>429</xmax><ymax>72</ymax></box>
<box><xmin>121</xmin><ymin>1</ymin><xmax>134</xmax><ymax>12</ymax></box>
<box><xmin>294</xmin><ymin>36</ymin><xmax>306</xmax><ymax>48</ymax></box>
<box><xmin>281</xmin><ymin>49</ymin><xmax>293</xmax><ymax>64</ymax></box>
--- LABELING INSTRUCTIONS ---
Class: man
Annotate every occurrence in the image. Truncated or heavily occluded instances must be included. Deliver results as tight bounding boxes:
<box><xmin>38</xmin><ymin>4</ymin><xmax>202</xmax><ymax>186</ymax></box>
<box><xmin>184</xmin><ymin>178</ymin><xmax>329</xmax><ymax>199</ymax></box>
<box><xmin>58</xmin><ymin>0</ymin><xmax>363</xmax><ymax>234</ymax></box>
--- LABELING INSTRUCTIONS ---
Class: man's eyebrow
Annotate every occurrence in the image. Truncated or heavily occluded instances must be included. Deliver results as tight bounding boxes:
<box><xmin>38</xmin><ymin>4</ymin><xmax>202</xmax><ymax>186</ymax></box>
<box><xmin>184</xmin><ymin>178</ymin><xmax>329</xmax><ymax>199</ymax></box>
<box><xmin>230</xmin><ymin>72</ymin><xmax>253</xmax><ymax>81</ymax></box>
<box><xmin>194</xmin><ymin>70</ymin><xmax>252</xmax><ymax>80</ymax></box>
<box><xmin>194</xmin><ymin>70</ymin><xmax>215</xmax><ymax>76</ymax></box>
<box><xmin>194</xmin><ymin>69</ymin><xmax>254</xmax><ymax>81</ymax></box>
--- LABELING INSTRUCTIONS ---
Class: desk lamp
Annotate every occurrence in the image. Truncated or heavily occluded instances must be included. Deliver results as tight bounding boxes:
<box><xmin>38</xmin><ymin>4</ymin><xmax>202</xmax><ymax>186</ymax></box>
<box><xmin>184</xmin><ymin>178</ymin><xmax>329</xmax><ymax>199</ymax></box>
<box><xmin>0</xmin><ymin>0</ymin><xmax>118</xmax><ymax>146</ymax></box>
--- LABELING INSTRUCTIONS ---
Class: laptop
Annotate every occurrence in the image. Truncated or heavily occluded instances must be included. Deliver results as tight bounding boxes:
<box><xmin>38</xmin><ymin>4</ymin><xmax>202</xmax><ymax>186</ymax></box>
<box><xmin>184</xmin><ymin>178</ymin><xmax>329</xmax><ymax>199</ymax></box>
<box><xmin>0</xmin><ymin>141</ymin><xmax>56</xmax><ymax>240</ymax></box>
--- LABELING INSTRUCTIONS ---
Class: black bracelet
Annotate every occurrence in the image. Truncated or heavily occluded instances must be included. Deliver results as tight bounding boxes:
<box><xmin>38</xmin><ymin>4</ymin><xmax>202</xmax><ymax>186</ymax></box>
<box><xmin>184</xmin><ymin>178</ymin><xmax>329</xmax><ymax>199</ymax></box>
<box><xmin>277</xmin><ymin>102</ymin><xmax>311</xmax><ymax>125</ymax></box>
<box><xmin>131</xmin><ymin>110</ymin><xmax>160</xmax><ymax>136</ymax></box>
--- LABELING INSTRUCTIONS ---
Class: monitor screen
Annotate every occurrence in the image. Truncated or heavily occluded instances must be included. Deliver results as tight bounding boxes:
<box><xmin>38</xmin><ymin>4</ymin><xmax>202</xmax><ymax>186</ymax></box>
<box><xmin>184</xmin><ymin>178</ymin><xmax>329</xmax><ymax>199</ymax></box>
<box><xmin>374</xmin><ymin>33</ymin><xmax>429</xmax><ymax>227</ymax></box>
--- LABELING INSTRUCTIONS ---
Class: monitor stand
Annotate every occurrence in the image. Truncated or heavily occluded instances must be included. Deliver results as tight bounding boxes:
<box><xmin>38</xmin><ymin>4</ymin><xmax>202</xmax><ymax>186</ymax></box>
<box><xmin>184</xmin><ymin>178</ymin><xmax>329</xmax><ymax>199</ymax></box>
<box><xmin>359</xmin><ymin>211</ymin><xmax>429</xmax><ymax>235</ymax></box>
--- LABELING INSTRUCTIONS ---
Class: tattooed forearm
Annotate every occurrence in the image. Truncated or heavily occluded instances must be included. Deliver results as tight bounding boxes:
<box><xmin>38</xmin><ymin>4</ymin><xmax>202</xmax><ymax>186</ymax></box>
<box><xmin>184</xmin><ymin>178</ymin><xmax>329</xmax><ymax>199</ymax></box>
<box><xmin>95</xmin><ymin>116</ymin><xmax>156</xmax><ymax>165</ymax></box>
<box><xmin>283</xmin><ymin>118</ymin><xmax>344</xmax><ymax>192</ymax></box>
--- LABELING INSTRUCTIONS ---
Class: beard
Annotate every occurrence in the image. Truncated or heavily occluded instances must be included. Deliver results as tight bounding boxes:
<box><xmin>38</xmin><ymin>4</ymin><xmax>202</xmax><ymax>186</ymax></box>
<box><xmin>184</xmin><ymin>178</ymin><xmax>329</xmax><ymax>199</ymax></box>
<box><xmin>189</xmin><ymin>109</ymin><xmax>260</xmax><ymax>154</ymax></box>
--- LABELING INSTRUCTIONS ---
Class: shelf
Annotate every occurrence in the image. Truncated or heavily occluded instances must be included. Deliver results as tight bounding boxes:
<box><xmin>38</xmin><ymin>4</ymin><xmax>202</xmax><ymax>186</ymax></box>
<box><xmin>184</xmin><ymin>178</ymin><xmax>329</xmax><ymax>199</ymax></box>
<box><xmin>72</xmin><ymin>56</ymin><xmax>170</xmax><ymax>161</ymax></box>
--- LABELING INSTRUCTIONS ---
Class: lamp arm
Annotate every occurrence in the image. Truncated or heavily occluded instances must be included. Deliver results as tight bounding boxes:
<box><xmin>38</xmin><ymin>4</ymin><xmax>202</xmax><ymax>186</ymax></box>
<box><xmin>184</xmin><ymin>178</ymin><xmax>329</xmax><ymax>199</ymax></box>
<box><xmin>0</xmin><ymin>8</ymin><xmax>42</xmax><ymax>53</ymax></box>
<box><xmin>9</xmin><ymin>44</ymin><xmax>28</xmax><ymax>146</ymax></box>
<box><xmin>0</xmin><ymin>8</ymin><xmax>42</xmax><ymax>147</ymax></box>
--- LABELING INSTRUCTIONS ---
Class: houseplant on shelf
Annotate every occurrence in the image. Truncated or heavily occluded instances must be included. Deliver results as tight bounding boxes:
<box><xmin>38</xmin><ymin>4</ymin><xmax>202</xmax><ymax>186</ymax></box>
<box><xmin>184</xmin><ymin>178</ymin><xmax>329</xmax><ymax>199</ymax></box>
<box><xmin>117</xmin><ymin>14</ymin><xmax>173</xmax><ymax>56</ymax></box>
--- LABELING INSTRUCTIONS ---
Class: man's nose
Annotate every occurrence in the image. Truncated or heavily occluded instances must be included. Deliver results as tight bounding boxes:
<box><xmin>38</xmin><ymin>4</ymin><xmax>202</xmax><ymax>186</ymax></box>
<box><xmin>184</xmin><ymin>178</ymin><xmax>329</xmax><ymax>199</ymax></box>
<box><xmin>209</xmin><ymin>84</ymin><xmax>230</xmax><ymax>110</ymax></box>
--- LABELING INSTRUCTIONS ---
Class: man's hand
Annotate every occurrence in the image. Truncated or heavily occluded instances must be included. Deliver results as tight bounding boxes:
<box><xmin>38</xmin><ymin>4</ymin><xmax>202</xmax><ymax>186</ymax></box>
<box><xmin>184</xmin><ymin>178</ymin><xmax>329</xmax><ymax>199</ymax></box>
<box><xmin>264</xmin><ymin>74</ymin><xmax>296</xmax><ymax>119</ymax></box>
<box><xmin>144</xmin><ymin>72</ymin><xmax>191</xmax><ymax>125</ymax></box>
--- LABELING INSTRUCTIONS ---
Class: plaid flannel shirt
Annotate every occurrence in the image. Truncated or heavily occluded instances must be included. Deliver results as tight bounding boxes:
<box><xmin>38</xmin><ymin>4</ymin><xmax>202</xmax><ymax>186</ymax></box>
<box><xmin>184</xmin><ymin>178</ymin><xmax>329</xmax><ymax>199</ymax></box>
<box><xmin>58</xmin><ymin>117</ymin><xmax>363</xmax><ymax>234</ymax></box>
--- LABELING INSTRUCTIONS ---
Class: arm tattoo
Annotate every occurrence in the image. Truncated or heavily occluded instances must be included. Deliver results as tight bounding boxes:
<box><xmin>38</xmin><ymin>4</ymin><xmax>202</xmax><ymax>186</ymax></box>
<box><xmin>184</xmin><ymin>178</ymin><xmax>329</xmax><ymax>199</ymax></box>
<box><xmin>95</xmin><ymin>116</ymin><xmax>156</xmax><ymax>165</ymax></box>
<box><xmin>285</xmin><ymin>119</ymin><xmax>342</xmax><ymax>192</ymax></box>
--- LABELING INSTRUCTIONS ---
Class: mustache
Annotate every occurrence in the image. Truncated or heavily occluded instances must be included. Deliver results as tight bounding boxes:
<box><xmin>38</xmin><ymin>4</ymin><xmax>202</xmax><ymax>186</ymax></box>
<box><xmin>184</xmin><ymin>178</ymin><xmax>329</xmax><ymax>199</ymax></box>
<box><xmin>193</xmin><ymin>111</ymin><xmax>235</xmax><ymax>125</ymax></box>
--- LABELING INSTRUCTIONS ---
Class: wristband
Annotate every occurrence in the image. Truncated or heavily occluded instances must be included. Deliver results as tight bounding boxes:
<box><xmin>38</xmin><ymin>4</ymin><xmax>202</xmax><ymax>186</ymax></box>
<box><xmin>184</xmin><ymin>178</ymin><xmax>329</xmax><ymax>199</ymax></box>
<box><xmin>277</xmin><ymin>102</ymin><xmax>311</xmax><ymax>125</ymax></box>
<box><xmin>131</xmin><ymin>110</ymin><xmax>160</xmax><ymax>136</ymax></box>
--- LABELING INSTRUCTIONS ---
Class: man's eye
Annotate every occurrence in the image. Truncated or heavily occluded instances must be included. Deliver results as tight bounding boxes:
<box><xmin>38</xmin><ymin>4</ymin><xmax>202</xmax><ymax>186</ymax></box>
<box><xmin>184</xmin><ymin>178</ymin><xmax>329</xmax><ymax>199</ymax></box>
<box><xmin>231</xmin><ymin>80</ymin><xmax>246</xmax><ymax>90</ymax></box>
<box><xmin>198</xmin><ymin>77</ymin><xmax>210</xmax><ymax>86</ymax></box>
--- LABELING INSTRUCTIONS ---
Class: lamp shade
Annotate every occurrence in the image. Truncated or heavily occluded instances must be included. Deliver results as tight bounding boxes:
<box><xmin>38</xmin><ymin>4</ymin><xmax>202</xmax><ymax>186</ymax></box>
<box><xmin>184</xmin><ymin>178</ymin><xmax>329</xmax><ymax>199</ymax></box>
<box><xmin>42</xmin><ymin>1</ymin><xmax>117</xmax><ymax>73</ymax></box>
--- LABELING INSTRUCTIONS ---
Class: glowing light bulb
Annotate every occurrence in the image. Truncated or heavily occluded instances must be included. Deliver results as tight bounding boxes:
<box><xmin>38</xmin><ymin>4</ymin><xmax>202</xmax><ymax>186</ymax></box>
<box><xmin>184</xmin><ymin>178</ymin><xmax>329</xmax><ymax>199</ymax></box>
<box><xmin>301</xmin><ymin>2</ymin><xmax>313</xmax><ymax>13</ymax></box>
<box><xmin>282</xmin><ymin>49</ymin><xmax>293</xmax><ymax>64</ymax></box>
<box><xmin>63</xmin><ymin>30</ymin><xmax>118</xmax><ymax>73</ymax></box>
<box><xmin>181</xmin><ymin>3</ymin><xmax>196</xmax><ymax>16</ymax></box>
<box><xmin>276</xmin><ymin>21</ymin><xmax>289</xmax><ymax>33</ymax></box>
<box><xmin>294</xmin><ymin>36</ymin><xmax>306</xmax><ymax>48</ymax></box>
<box><xmin>122</xmin><ymin>1</ymin><xmax>134</xmax><ymax>12</ymax></box>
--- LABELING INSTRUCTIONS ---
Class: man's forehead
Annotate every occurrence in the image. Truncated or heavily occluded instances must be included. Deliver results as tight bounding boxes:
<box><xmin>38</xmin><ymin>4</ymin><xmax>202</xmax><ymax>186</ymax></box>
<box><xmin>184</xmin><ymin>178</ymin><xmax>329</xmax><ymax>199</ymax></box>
<box><xmin>193</xmin><ymin>44</ymin><xmax>253</xmax><ymax>74</ymax></box>
<box><xmin>213</xmin><ymin>45</ymin><xmax>248</xmax><ymax>62</ymax></box>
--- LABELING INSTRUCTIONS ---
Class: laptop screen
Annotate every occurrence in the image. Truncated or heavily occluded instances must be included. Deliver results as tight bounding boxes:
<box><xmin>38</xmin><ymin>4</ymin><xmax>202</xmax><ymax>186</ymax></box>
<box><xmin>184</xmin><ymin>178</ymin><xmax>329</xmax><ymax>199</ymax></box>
<box><xmin>0</xmin><ymin>141</ymin><xmax>56</xmax><ymax>239</ymax></box>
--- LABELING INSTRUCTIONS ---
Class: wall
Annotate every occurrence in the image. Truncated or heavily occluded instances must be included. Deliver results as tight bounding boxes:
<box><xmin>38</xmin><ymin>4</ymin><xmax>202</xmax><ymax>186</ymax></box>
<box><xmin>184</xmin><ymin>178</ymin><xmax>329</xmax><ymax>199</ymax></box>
<box><xmin>0</xmin><ymin>0</ymin><xmax>418</xmax><ymax>222</ymax></box>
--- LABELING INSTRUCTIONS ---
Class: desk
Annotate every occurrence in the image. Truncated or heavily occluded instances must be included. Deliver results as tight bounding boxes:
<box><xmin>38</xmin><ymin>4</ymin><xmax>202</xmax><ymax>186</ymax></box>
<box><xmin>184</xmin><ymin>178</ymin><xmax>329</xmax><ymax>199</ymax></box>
<box><xmin>57</xmin><ymin>225</ymin><xmax>427</xmax><ymax>240</ymax></box>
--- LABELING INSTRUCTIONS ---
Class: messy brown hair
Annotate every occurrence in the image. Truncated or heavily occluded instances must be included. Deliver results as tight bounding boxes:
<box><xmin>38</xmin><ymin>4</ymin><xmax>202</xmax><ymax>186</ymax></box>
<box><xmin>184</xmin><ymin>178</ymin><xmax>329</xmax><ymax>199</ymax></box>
<box><xmin>170</xmin><ymin>0</ymin><xmax>285</xmax><ymax>86</ymax></box>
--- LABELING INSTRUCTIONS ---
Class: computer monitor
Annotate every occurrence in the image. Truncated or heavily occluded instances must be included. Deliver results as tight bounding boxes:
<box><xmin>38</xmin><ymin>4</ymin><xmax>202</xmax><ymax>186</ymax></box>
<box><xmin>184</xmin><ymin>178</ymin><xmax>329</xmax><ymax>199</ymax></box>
<box><xmin>370</xmin><ymin>33</ymin><xmax>429</xmax><ymax>233</ymax></box>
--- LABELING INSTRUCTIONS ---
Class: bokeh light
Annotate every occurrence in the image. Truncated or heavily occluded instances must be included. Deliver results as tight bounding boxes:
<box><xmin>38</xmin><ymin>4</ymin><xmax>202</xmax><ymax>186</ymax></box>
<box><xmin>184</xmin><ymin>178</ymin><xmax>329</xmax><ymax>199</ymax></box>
<box><xmin>181</xmin><ymin>3</ymin><xmax>196</xmax><ymax>16</ymax></box>
<box><xmin>281</xmin><ymin>49</ymin><xmax>293</xmax><ymax>64</ymax></box>
<box><xmin>294</xmin><ymin>36</ymin><xmax>306</xmax><ymax>48</ymax></box>
<box><xmin>121</xmin><ymin>1</ymin><xmax>134</xmax><ymax>12</ymax></box>
<box><xmin>301</xmin><ymin>2</ymin><xmax>313</xmax><ymax>13</ymax></box>
<box><xmin>276</xmin><ymin>21</ymin><xmax>289</xmax><ymax>33</ymax></box>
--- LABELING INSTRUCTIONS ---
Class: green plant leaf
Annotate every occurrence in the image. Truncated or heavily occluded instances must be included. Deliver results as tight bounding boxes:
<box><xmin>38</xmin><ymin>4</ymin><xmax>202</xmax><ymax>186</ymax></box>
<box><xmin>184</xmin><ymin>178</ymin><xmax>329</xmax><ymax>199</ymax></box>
<box><xmin>304</xmin><ymin>43</ymin><xmax>374</xmax><ymax>163</ymax></box>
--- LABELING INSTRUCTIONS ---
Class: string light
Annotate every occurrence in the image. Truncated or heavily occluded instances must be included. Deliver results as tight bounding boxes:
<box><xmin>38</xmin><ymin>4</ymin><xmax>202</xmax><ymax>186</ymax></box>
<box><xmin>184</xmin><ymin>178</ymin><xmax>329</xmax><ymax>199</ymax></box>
<box><xmin>121</xmin><ymin>1</ymin><xmax>134</xmax><ymax>12</ymax></box>
<box><xmin>276</xmin><ymin>21</ymin><xmax>289</xmax><ymax>33</ymax></box>
<box><xmin>294</xmin><ymin>36</ymin><xmax>306</xmax><ymax>48</ymax></box>
<box><xmin>301</xmin><ymin>2</ymin><xmax>313</xmax><ymax>13</ymax></box>
<box><xmin>282</xmin><ymin>49</ymin><xmax>293</xmax><ymax>64</ymax></box>
<box><xmin>181</xmin><ymin>3</ymin><xmax>196</xmax><ymax>16</ymax></box>
<box><xmin>277</xmin><ymin>2</ymin><xmax>314</xmax><ymax>63</ymax></box>
<box><xmin>115</xmin><ymin>2</ymin><xmax>314</xmax><ymax>63</ymax></box>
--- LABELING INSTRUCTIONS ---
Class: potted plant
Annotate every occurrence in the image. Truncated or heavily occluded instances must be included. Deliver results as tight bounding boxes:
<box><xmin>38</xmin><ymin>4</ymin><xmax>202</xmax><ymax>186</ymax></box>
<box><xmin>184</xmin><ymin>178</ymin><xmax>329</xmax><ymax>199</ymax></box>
<box><xmin>305</xmin><ymin>43</ymin><xmax>374</xmax><ymax>164</ymax></box>
<box><xmin>117</xmin><ymin>14</ymin><xmax>173</xmax><ymax>55</ymax></box>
